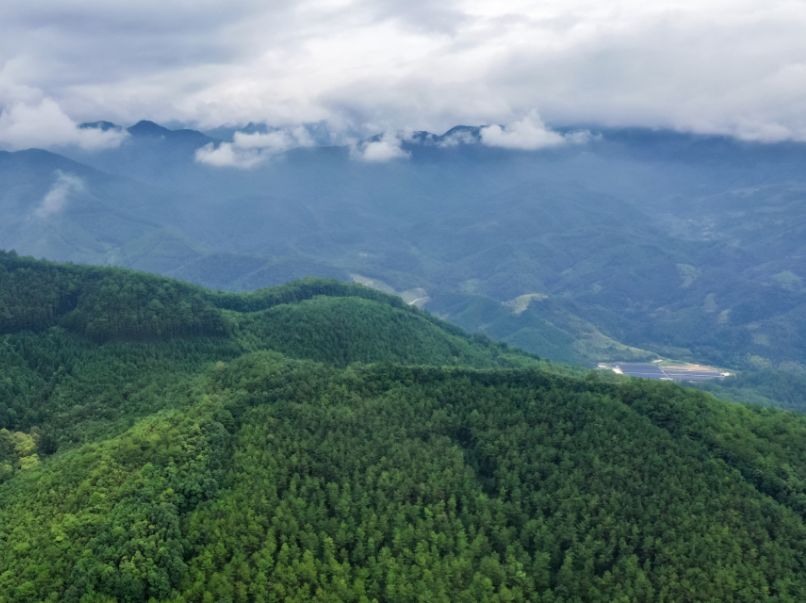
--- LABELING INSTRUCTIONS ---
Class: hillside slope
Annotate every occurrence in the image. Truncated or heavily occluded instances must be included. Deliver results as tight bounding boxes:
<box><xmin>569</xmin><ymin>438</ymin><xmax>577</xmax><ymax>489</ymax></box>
<box><xmin>0</xmin><ymin>251</ymin><xmax>532</xmax><ymax>446</ymax></box>
<box><xmin>1</xmin><ymin>253</ymin><xmax>805</xmax><ymax>602</ymax></box>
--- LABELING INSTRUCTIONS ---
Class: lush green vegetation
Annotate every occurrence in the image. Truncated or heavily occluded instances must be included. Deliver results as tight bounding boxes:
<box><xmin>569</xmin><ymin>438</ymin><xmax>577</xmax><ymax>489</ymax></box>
<box><xmin>1</xmin><ymin>253</ymin><xmax>806</xmax><ymax>601</ymax></box>
<box><xmin>697</xmin><ymin>366</ymin><xmax>806</xmax><ymax>413</ymax></box>
<box><xmin>0</xmin><ymin>250</ymin><xmax>227</xmax><ymax>341</ymax></box>
<box><xmin>0</xmin><ymin>252</ymin><xmax>527</xmax><ymax>447</ymax></box>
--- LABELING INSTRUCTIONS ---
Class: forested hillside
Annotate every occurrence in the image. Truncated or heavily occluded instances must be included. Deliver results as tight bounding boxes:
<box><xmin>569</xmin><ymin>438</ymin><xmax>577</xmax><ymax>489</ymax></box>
<box><xmin>0</xmin><ymin>251</ymin><xmax>532</xmax><ymax>448</ymax></box>
<box><xmin>1</xmin><ymin>253</ymin><xmax>805</xmax><ymax>602</ymax></box>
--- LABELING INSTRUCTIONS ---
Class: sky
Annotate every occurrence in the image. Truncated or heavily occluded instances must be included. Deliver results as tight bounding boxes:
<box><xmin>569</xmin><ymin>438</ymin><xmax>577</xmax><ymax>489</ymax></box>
<box><xmin>1</xmin><ymin>0</ymin><xmax>806</xmax><ymax>151</ymax></box>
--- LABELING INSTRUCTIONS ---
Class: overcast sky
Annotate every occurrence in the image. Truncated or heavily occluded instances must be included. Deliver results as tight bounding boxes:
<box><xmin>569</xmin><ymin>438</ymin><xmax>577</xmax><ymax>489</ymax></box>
<box><xmin>2</xmin><ymin>0</ymin><xmax>806</xmax><ymax>149</ymax></box>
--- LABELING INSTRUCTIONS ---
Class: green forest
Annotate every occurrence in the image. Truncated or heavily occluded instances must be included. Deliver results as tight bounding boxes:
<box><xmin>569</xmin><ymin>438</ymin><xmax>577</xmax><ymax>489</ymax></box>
<box><xmin>1</xmin><ymin>251</ymin><xmax>805</xmax><ymax>602</ymax></box>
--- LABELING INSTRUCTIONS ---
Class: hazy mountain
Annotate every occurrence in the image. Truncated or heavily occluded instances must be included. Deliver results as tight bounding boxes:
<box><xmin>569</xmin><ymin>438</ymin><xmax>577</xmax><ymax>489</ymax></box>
<box><xmin>3</xmin><ymin>121</ymin><xmax>806</xmax><ymax>408</ymax></box>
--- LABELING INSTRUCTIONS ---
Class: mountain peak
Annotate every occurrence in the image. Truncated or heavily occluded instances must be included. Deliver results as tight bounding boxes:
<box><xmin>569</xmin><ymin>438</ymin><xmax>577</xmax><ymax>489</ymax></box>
<box><xmin>438</xmin><ymin>125</ymin><xmax>482</xmax><ymax>144</ymax></box>
<box><xmin>127</xmin><ymin>120</ymin><xmax>171</xmax><ymax>137</ymax></box>
<box><xmin>126</xmin><ymin>120</ymin><xmax>214</xmax><ymax>146</ymax></box>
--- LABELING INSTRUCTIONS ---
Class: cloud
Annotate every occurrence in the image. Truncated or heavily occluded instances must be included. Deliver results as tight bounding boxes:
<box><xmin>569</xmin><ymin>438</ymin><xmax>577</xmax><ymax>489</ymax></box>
<box><xmin>195</xmin><ymin>126</ymin><xmax>315</xmax><ymax>168</ymax></box>
<box><xmin>0</xmin><ymin>98</ymin><xmax>127</xmax><ymax>150</ymax></box>
<box><xmin>35</xmin><ymin>171</ymin><xmax>84</xmax><ymax>218</ymax></box>
<box><xmin>352</xmin><ymin>132</ymin><xmax>410</xmax><ymax>162</ymax></box>
<box><xmin>1</xmin><ymin>1</ymin><xmax>806</xmax><ymax>141</ymax></box>
<box><xmin>478</xmin><ymin>112</ymin><xmax>592</xmax><ymax>150</ymax></box>
<box><xmin>480</xmin><ymin>112</ymin><xmax>567</xmax><ymax>150</ymax></box>
<box><xmin>195</xmin><ymin>143</ymin><xmax>262</xmax><ymax>169</ymax></box>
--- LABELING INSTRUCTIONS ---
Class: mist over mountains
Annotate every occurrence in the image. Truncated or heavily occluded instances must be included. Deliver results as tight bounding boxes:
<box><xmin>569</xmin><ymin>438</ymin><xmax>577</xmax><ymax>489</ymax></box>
<box><xmin>3</xmin><ymin>119</ymin><xmax>806</xmax><ymax>408</ymax></box>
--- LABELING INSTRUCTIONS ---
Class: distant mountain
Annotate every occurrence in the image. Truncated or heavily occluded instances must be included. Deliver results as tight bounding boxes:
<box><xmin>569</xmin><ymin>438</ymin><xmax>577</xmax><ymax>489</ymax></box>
<box><xmin>0</xmin><ymin>148</ymin><xmax>167</xmax><ymax>263</ymax></box>
<box><xmin>0</xmin><ymin>147</ymin><xmax>344</xmax><ymax>288</ymax></box>
<box><xmin>62</xmin><ymin>120</ymin><xmax>217</xmax><ymax>186</ymax></box>
<box><xmin>126</xmin><ymin>120</ymin><xmax>214</xmax><ymax>147</ymax></box>
<box><xmin>435</xmin><ymin>124</ymin><xmax>483</xmax><ymax>143</ymax></box>
<box><xmin>77</xmin><ymin>119</ymin><xmax>213</xmax><ymax>145</ymax></box>
<box><xmin>1</xmin><ymin>252</ymin><xmax>805</xmax><ymax>601</ymax></box>
<box><xmin>3</xmin><ymin>124</ymin><xmax>806</xmax><ymax>409</ymax></box>
<box><xmin>78</xmin><ymin>120</ymin><xmax>122</xmax><ymax>132</ymax></box>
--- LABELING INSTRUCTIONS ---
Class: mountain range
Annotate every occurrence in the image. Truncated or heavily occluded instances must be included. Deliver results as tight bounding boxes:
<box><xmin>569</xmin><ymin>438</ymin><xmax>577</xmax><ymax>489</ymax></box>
<box><xmin>2</xmin><ymin>120</ymin><xmax>806</xmax><ymax>410</ymax></box>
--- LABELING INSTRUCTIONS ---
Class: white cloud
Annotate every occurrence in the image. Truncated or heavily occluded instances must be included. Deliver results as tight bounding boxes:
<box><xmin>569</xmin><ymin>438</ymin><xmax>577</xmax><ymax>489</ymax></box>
<box><xmin>35</xmin><ymin>171</ymin><xmax>84</xmax><ymax>218</ymax></box>
<box><xmin>195</xmin><ymin>126</ymin><xmax>315</xmax><ymax>168</ymax></box>
<box><xmin>195</xmin><ymin>142</ymin><xmax>263</xmax><ymax>169</ymax></box>
<box><xmin>0</xmin><ymin>98</ymin><xmax>127</xmax><ymax>150</ymax></box>
<box><xmin>352</xmin><ymin>132</ymin><xmax>410</xmax><ymax>162</ymax></box>
<box><xmin>1</xmin><ymin>1</ymin><xmax>806</xmax><ymax>141</ymax></box>
<box><xmin>480</xmin><ymin>112</ymin><xmax>567</xmax><ymax>150</ymax></box>
<box><xmin>233</xmin><ymin>128</ymin><xmax>313</xmax><ymax>150</ymax></box>
<box><xmin>478</xmin><ymin>112</ymin><xmax>592</xmax><ymax>150</ymax></box>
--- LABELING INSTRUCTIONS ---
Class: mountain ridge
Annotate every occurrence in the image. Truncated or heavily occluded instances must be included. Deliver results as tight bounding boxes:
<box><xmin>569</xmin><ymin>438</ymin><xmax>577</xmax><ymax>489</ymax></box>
<box><xmin>3</xmin><ymin>123</ymin><xmax>806</xmax><ymax>411</ymax></box>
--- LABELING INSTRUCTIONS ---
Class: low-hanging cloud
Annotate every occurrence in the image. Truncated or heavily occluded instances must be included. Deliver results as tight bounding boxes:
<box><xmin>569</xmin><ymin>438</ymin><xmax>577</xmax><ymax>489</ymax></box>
<box><xmin>437</xmin><ymin>128</ymin><xmax>478</xmax><ymax>148</ymax></box>
<box><xmin>351</xmin><ymin>132</ymin><xmax>410</xmax><ymax>162</ymax></box>
<box><xmin>195</xmin><ymin>126</ymin><xmax>315</xmax><ymax>168</ymax></box>
<box><xmin>35</xmin><ymin>170</ymin><xmax>84</xmax><ymax>218</ymax></box>
<box><xmin>480</xmin><ymin>112</ymin><xmax>581</xmax><ymax>150</ymax></box>
<box><xmin>0</xmin><ymin>98</ymin><xmax>127</xmax><ymax>151</ymax></box>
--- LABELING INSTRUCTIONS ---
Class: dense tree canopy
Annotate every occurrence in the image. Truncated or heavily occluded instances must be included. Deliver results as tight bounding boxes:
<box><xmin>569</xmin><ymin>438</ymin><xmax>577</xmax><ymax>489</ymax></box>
<box><xmin>1</xmin><ymin>253</ymin><xmax>805</xmax><ymax>601</ymax></box>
